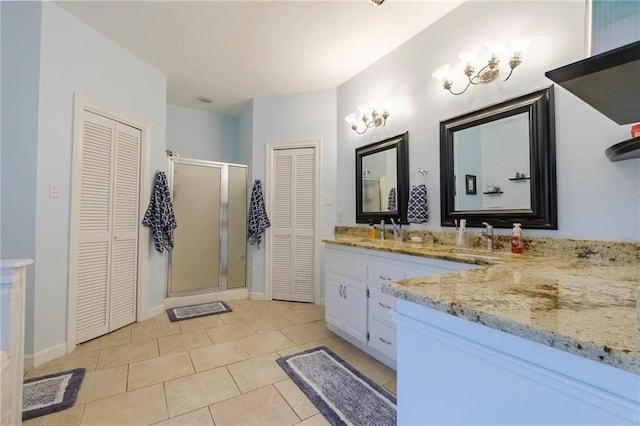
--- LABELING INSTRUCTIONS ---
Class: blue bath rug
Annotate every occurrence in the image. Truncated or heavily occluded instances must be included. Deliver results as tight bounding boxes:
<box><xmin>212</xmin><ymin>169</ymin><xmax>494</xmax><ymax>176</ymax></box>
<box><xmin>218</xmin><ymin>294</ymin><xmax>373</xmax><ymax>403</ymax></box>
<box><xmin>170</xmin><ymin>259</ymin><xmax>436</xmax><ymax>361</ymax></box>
<box><xmin>166</xmin><ymin>301</ymin><xmax>232</xmax><ymax>322</ymax></box>
<box><xmin>277</xmin><ymin>346</ymin><xmax>397</xmax><ymax>426</ymax></box>
<box><xmin>22</xmin><ymin>368</ymin><xmax>85</xmax><ymax>421</ymax></box>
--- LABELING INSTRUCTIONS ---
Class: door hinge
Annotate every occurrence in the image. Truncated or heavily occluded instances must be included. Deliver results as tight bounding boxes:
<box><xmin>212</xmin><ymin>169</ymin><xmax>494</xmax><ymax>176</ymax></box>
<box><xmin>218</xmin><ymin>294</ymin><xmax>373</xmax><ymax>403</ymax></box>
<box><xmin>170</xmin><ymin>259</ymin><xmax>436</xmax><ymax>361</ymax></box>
<box><xmin>367</xmin><ymin>332</ymin><xmax>370</xmax><ymax>341</ymax></box>
<box><xmin>366</xmin><ymin>289</ymin><xmax>370</xmax><ymax>298</ymax></box>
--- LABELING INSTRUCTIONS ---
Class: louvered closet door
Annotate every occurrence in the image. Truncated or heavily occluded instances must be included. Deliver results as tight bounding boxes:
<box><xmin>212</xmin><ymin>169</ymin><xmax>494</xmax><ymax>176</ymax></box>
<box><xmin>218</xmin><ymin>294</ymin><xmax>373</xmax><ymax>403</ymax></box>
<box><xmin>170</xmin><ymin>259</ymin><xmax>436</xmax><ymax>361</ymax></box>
<box><xmin>271</xmin><ymin>147</ymin><xmax>316</xmax><ymax>302</ymax></box>
<box><xmin>73</xmin><ymin>110</ymin><xmax>141</xmax><ymax>344</ymax></box>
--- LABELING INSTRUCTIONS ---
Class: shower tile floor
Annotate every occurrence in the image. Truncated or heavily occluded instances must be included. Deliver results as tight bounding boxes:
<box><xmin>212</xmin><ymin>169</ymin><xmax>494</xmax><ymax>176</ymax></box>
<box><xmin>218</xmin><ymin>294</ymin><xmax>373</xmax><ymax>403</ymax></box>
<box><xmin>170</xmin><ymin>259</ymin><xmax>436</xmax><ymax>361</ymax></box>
<box><xmin>23</xmin><ymin>299</ymin><xmax>397</xmax><ymax>425</ymax></box>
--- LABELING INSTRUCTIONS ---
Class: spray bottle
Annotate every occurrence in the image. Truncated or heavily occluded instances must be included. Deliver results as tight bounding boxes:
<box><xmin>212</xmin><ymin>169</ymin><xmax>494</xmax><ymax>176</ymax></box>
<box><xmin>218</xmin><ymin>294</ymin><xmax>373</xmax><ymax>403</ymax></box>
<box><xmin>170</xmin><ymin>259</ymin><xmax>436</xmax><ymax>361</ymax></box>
<box><xmin>511</xmin><ymin>223</ymin><xmax>524</xmax><ymax>254</ymax></box>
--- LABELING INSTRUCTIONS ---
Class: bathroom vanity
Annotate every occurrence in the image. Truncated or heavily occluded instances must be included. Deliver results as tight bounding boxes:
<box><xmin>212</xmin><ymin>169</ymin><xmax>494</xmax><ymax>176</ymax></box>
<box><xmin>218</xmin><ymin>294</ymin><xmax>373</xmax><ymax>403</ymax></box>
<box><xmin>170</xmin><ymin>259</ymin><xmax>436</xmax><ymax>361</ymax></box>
<box><xmin>323</xmin><ymin>237</ymin><xmax>640</xmax><ymax>425</ymax></box>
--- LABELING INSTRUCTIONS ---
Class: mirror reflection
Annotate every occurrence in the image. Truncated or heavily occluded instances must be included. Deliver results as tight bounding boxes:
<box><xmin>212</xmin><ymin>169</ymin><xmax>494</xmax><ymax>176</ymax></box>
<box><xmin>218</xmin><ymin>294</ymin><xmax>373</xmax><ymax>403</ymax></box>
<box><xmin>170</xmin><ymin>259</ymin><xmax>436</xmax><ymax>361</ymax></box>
<box><xmin>356</xmin><ymin>132</ymin><xmax>409</xmax><ymax>224</ymax></box>
<box><xmin>361</xmin><ymin>147</ymin><xmax>398</xmax><ymax>213</ymax></box>
<box><xmin>440</xmin><ymin>86</ymin><xmax>557</xmax><ymax>229</ymax></box>
<box><xmin>454</xmin><ymin>112</ymin><xmax>531</xmax><ymax>211</ymax></box>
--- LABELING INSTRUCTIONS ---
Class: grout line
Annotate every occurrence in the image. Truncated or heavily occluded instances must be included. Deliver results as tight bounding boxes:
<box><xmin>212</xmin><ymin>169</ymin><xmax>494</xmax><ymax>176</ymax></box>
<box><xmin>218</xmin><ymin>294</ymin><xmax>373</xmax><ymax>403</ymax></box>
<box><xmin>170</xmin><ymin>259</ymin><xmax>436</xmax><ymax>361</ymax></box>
<box><xmin>273</xmin><ymin>381</ymin><xmax>305</xmax><ymax>422</ymax></box>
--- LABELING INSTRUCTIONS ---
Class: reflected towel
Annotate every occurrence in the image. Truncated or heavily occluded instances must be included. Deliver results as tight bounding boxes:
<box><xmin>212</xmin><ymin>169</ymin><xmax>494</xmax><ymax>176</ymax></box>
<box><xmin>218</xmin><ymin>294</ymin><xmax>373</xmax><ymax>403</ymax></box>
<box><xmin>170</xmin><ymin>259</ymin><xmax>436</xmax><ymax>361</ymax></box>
<box><xmin>247</xmin><ymin>179</ymin><xmax>271</xmax><ymax>248</ymax></box>
<box><xmin>407</xmin><ymin>184</ymin><xmax>429</xmax><ymax>223</ymax></box>
<box><xmin>387</xmin><ymin>187</ymin><xmax>397</xmax><ymax>211</ymax></box>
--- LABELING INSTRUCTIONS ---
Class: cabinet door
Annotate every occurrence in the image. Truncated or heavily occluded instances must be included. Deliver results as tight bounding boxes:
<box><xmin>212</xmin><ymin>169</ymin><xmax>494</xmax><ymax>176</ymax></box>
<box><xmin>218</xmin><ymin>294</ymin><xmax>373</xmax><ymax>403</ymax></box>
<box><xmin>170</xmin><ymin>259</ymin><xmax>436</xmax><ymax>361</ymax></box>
<box><xmin>324</xmin><ymin>273</ymin><xmax>343</xmax><ymax>328</ymax></box>
<box><xmin>343</xmin><ymin>278</ymin><xmax>368</xmax><ymax>343</ymax></box>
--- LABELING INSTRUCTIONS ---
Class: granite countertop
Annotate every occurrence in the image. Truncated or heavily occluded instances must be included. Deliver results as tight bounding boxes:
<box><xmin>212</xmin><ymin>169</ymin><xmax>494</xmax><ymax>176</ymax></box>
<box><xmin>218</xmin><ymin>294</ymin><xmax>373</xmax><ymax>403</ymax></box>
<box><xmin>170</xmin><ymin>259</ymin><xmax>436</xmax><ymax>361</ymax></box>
<box><xmin>323</xmin><ymin>237</ymin><xmax>640</xmax><ymax>374</ymax></box>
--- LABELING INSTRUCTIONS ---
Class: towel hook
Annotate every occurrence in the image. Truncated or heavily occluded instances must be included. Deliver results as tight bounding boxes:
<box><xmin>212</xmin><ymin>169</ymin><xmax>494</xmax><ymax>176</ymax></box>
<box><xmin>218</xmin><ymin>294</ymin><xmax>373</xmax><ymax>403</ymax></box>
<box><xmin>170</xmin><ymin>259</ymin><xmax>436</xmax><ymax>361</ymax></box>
<box><xmin>411</xmin><ymin>169</ymin><xmax>428</xmax><ymax>184</ymax></box>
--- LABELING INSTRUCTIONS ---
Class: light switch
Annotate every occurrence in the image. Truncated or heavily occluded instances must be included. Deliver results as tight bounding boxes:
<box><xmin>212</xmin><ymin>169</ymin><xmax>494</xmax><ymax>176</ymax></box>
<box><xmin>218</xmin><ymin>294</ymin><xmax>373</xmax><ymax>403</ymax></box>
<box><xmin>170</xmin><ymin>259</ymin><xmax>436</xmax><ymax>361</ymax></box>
<box><xmin>323</xmin><ymin>194</ymin><xmax>332</xmax><ymax>206</ymax></box>
<box><xmin>49</xmin><ymin>182</ymin><xmax>60</xmax><ymax>198</ymax></box>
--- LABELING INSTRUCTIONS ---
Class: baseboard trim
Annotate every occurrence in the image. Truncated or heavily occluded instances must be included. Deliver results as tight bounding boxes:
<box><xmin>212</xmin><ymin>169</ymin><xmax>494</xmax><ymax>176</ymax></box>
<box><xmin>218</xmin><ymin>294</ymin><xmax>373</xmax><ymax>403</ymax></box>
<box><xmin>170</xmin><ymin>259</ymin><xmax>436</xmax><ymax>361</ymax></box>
<box><xmin>249</xmin><ymin>292</ymin><xmax>264</xmax><ymax>300</ymax></box>
<box><xmin>164</xmin><ymin>288</ymin><xmax>249</xmax><ymax>309</ymax></box>
<box><xmin>145</xmin><ymin>304</ymin><xmax>165</xmax><ymax>319</ymax></box>
<box><xmin>24</xmin><ymin>342</ymin><xmax>67</xmax><ymax>368</ymax></box>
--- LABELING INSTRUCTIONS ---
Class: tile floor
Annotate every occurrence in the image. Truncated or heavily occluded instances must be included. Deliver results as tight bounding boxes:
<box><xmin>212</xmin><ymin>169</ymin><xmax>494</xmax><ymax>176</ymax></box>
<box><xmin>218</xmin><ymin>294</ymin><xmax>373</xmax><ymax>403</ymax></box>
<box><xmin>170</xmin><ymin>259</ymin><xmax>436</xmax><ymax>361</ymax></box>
<box><xmin>23</xmin><ymin>299</ymin><xmax>397</xmax><ymax>425</ymax></box>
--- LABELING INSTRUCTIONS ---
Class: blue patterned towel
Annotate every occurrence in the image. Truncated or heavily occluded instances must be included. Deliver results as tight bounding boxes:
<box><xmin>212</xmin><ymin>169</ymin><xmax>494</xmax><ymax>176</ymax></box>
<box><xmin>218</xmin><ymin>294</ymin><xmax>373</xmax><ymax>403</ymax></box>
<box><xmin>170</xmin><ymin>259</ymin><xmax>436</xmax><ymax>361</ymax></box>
<box><xmin>247</xmin><ymin>179</ymin><xmax>271</xmax><ymax>248</ymax></box>
<box><xmin>142</xmin><ymin>171</ymin><xmax>177</xmax><ymax>252</ymax></box>
<box><xmin>387</xmin><ymin>187</ymin><xmax>397</xmax><ymax>211</ymax></box>
<box><xmin>407</xmin><ymin>184</ymin><xmax>429</xmax><ymax>223</ymax></box>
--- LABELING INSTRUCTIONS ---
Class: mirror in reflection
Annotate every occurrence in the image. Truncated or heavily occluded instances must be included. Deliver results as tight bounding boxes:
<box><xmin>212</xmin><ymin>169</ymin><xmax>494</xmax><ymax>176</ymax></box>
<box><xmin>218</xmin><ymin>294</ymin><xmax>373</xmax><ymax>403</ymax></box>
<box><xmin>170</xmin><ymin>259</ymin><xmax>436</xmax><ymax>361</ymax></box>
<box><xmin>361</xmin><ymin>147</ymin><xmax>398</xmax><ymax>212</ymax></box>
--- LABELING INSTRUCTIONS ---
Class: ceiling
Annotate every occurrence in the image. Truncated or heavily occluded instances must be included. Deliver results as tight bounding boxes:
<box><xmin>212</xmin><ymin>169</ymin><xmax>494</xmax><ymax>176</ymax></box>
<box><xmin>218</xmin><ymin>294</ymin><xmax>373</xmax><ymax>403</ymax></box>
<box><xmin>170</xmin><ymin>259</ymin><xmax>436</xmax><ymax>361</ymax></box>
<box><xmin>57</xmin><ymin>1</ymin><xmax>463</xmax><ymax>116</ymax></box>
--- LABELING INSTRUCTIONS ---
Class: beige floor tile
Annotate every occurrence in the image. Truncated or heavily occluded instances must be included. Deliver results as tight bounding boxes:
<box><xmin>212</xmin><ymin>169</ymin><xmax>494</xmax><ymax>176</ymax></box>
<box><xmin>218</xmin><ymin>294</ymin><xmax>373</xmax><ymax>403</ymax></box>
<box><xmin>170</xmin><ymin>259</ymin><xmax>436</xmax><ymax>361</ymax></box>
<box><xmin>281</xmin><ymin>308</ymin><xmax>325</xmax><ymax>325</ymax></box>
<box><xmin>164</xmin><ymin>366</ymin><xmax>240</xmax><ymax>417</ymax></box>
<box><xmin>131</xmin><ymin>320</ymin><xmax>181</xmax><ymax>342</ymax></box>
<box><xmin>346</xmin><ymin>355</ymin><xmax>396</xmax><ymax>385</ymax></box>
<box><xmin>280</xmin><ymin>321</ymin><xmax>332</xmax><ymax>345</ymax></box>
<box><xmin>23</xmin><ymin>404</ymin><xmax>85</xmax><ymax>426</ymax></box>
<box><xmin>76</xmin><ymin>365</ymin><xmax>128</xmax><ymax>404</ymax></box>
<box><xmin>96</xmin><ymin>339</ymin><xmax>158</xmax><ymax>370</ymax></box>
<box><xmin>128</xmin><ymin>352</ymin><xmax>194</xmax><ymax>390</ymax></box>
<box><xmin>276</xmin><ymin>341</ymin><xmax>323</xmax><ymax>358</ymax></box>
<box><xmin>384</xmin><ymin>378</ymin><xmax>398</xmax><ymax>396</ymax></box>
<box><xmin>210</xmin><ymin>385</ymin><xmax>299</xmax><ymax>426</ymax></box>
<box><xmin>75</xmin><ymin>326</ymin><xmax>132</xmax><ymax>353</ymax></box>
<box><xmin>81</xmin><ymin>383</ymin><xmax>167</xmax><ymax>425</ymax></box>
<box><xmin>24</xmin><ymin>349</ymin><xmax>101</xmax><ymax>379</ymax></box>
<box><xmin>218</xmin><ymin>309</ymin><xmax>262</xmax><ymax>325</ymax></box>
<box><xmin>189</xmin><ymin>340</ymin><xmax>250</xmax><ymax>372</ymax></box>
<box><xmin>238</xmin><ymin>330</ymin><xmax>295</xmax><ymax>357</ymax></box>
<box><xmin>250</xmin><ymin>300</ymin><xmax>293</xmax><ymax>316</ymax></box>
<box><xmin>319</xmin><ymin>335</ymin><xmax>367</xmax><ymax>360</ymax></box>
<box><xmin>295</xmin><ymin>413</ymin><xmax>331</xmax><ymax>426</ymax></box>
<box><xmin>153</xmin><ymin>407</ymin><xmax>214</xmax><ymax>426</ymax></box>
<box><xmin>178</xmin><ymin>315</ymin><xmax>225</xmax><ymax>333</ymax></box>
<box><xmin>205</xmin><ymin>321</ymin><xmax>256</xmax><ymax>344</ymax></box>
<box><xmin>153</xmin><ymin>312</ymin><xmax>172</xmax><ymax>325</ymax></box>
<box><xmin>158</xmin><ymin>329</ymin><xmax>211</xmax><ymax>356</ymax></box>
<box><xmin>247</xmin><ymin>313</ymin><xmax>294</xmax><ymax>333</ymax></box>
<box><xmin>227</xmin><ymin>352</ymin><xmax>288</xmax><ymax>393</ymax></box>
<box><xmin>275</xmin><ymin>379</ymin><xmax>319</xmax><ymax>420</ymax></box>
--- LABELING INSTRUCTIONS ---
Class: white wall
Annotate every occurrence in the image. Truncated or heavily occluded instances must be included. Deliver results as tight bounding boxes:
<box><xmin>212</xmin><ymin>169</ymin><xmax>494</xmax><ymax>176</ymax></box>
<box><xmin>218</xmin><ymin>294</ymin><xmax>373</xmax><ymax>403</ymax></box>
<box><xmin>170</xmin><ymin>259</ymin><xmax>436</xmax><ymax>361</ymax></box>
<box><xmin>337</xmin><ymin>0</ymin><xmax>639</xmax><ymax>241</ymax></box>
<box><xmin>0</xmin><ymin>1</ymin><xmax>42</xmax><ymax>355</ymax></box>
<box><xmin>166</xmin><ymin>104</ymin><xmax>238</xmax><ymax>163</ymax></box>
<box><xmin>17</xmin><ymin>2</ymin><xmax>167</xmax><ymax>358</ymax></box>
<box><xmin>250</xmin><ymin>89</ymin><xmax>337</xmax><ymax>296</ymax></box>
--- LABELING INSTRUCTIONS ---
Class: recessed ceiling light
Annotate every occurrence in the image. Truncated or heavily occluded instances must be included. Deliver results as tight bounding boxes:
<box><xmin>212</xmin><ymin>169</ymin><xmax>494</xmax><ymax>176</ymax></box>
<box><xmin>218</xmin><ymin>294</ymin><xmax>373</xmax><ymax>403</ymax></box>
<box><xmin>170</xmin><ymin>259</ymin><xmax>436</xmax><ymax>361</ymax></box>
<box><xmin>197</xmin><ymin>96</ymin><xmax>213</xmax><ymax>104</ymax></box>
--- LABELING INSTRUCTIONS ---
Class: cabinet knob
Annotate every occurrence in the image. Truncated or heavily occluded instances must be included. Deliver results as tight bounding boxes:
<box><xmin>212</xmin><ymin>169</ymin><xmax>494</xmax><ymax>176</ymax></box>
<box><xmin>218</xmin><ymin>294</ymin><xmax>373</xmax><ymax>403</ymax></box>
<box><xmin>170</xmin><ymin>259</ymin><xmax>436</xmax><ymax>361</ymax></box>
<box><xmin>379</xmin><ymin>337</ymin><xmax>392</xmax><ymax>345</ymax></box>
<box><xmin>378</xmin><ymin>302</ymin><xmax>391</xmax><ymax>309</ymax></box>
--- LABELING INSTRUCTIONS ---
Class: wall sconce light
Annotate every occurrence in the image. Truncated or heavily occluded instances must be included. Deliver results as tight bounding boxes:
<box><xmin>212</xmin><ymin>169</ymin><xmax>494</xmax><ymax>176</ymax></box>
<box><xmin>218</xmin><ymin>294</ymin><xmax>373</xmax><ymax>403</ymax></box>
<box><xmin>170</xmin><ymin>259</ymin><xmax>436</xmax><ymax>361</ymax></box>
<box><xmin>432</xmin><ymin>38</ymin><xmax>530</xmax><ymax>95</ymax></box>
<box><xmin>344</xmin><ymin>102</ymin><xmax>390</xmax><ymax>134</ymax></box>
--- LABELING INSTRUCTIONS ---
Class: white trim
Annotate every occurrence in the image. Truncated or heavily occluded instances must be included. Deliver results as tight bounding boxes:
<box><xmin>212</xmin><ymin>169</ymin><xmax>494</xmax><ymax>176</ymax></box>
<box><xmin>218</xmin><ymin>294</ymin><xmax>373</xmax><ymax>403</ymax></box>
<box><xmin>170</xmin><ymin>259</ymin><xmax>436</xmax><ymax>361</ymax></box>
<box><xmin>249</xmin><ymin>292</ymin><xmax>264</xmax><ymax>300</ymax></box>
<box><xmin>163</xmin><ymin>288</ymin><xmax>249</xmax><ymax>310</ymax></box>
<box><xmin>265</xmin><ymin>140</ymin><xmax>322</xmax><ymax>304</ymax></box>
<box><xmin>145</xmin><ymin>304</ymin><xmax>165</xmax><ymax>319</ymax></box>
<box><xmin>585</xmin><ymin>0</ymin><xmax>593</xmax><ymax>56</ymax></box>
<box><xmin>67</xmin><ymin>93</ymin><xmax>151</xmax><ymax>353</ymax></box>
<box><xmin>24</xmin><ymin>342</ymin><xmax>67</xmax><ymax>369</ymax></box>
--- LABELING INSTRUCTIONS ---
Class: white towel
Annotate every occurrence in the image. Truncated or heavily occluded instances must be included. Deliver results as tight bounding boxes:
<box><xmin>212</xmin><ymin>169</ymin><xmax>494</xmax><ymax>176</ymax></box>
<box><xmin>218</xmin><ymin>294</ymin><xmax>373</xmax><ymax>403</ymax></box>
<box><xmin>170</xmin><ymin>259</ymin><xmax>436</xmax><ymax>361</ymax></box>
<box><xmin>407</xmin><ymin>184</ymin><xmax>429</xmax><ymax>223</ymax></box>
<box><xmin>247</xmin><ymin>179</ymin><xmax>271</xmax><ymax>248</ymax></box>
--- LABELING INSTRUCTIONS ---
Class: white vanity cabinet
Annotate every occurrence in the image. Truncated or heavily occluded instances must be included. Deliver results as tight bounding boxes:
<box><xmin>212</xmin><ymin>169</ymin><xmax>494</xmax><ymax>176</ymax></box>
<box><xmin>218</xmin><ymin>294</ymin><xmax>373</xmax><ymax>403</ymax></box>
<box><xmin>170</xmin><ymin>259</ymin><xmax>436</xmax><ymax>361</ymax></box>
<box><xmin>323</xmin><ymin>243</ymin><xmax>475</xmax><ymax>369</ymax></box>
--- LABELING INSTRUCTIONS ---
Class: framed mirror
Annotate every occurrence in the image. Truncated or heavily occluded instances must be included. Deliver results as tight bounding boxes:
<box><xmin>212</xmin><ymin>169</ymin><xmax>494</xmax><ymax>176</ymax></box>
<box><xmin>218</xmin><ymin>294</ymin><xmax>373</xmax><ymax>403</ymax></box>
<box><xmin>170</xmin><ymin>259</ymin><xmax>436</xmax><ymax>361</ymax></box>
<box><xmin>440</xmin><ymin>86</ymin><xmax>557</xmax><ymax>229</ymax></box>
<box><xmin>356</xmin><ymin>132</ymin><xmax>409</xmax><ymax>224</ymax></box>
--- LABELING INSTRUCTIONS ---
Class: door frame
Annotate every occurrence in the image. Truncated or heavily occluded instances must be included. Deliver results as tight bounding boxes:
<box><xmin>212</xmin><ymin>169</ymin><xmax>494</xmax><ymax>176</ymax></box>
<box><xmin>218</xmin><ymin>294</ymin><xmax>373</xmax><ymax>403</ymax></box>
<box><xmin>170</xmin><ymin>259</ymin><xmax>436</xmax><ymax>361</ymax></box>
<box><xmin>265</xmin><ymin>140</ymin><xmax>321</xmax><ymax>304</ymax></box>
<box><xmin>66</xmin><ymin>94</ymin><xmax>151</xmax><ymax>352</ymax></box>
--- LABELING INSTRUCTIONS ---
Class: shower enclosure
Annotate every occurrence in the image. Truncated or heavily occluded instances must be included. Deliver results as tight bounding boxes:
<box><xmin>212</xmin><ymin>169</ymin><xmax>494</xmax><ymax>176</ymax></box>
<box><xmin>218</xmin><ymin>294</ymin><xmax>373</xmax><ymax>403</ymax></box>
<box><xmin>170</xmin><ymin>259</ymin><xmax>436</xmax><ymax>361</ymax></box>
<box><xmin>167</xmin><ymin>156</ymin><xmax>248</xmax><ymax>297</ymax></box>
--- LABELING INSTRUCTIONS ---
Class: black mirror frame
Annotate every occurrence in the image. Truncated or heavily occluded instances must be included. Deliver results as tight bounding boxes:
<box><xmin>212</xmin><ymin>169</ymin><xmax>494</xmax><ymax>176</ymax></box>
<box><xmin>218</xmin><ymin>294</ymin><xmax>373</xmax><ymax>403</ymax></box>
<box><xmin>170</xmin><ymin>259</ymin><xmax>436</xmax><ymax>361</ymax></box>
<box><xmin>356</xmin><ymin>132</ymin><xmax>409</xmax><ymax>224</ymax></box>
<box><xmin>440</xmin><ymin>86</ymin><xmax>557</xmax><ymax>229</ymax></box>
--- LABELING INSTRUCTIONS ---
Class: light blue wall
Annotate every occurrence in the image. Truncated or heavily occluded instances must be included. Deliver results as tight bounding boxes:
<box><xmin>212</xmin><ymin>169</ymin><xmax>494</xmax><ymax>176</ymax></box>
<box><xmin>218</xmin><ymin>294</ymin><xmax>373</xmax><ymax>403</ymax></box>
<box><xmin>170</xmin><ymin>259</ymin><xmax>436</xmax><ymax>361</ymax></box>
<box><xmin>237</xmin><ymin>100</ymin><xmax>254</xmax><ymax>169</ymax></box>
<box><xmin>17</xmin><ymin>2</ymin><xmax>167</xmax><ymax>357</ymax></box>
<box><xmin>0</xmin><ymin>1</ymin><xmax>42</xmax><ymax>354</ymax></box>
<box><xmin>166</xmin><ymin>104</ymin><xmax>238</xmax><ymax>163</ymax></box>
<box><xmin>337</xmin><ymin>0</ymin><xmax>639</xmax><ymax>241</ymax></box>
<box><xmin>250</xmin><ymin>89</ymin><xmax>337</xmax><ymax>296</ymax></box>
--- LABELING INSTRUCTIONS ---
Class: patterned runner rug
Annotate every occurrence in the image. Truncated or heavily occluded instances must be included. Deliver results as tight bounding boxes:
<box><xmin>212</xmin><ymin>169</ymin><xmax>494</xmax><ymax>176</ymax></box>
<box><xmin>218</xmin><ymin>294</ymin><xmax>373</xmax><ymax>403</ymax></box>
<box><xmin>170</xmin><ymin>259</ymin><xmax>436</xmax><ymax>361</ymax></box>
<box><xmin>277</xmin><ymin>346</ymin><xmax>397</xmax><ymax>426</ymax></box>
<box><xmin>22</xmin><ymin>368</ymin><xmax>85</xmax><ymax>421</ymax></box>
<box><xmin>166</xmin><ymin>301</ymin><xmax>232</xmax><ymax>322</ymax></box>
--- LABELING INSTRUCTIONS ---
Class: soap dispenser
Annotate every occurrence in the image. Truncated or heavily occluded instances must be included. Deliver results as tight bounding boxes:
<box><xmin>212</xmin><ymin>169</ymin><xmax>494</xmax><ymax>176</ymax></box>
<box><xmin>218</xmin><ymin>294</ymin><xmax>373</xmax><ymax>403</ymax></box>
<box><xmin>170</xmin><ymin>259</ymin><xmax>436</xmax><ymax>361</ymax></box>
<box><xmin>511</xmin><ymin>223</ymin><xmax>524</xmax><ymax>254</ymax></box>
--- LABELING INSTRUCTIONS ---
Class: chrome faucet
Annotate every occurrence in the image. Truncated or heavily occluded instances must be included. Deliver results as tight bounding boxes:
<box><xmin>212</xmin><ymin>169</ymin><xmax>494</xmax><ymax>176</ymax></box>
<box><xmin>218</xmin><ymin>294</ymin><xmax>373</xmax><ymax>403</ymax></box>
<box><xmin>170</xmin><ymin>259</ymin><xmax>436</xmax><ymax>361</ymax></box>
<box><xmin>380</xmin><ymin>220</ymin><xmax>385</xmax><ymax>241</ymax></box>
<box><xmin>479</xmin><ymin>222</ymin><xmax>494</xmax><ymax>252</ymax></box>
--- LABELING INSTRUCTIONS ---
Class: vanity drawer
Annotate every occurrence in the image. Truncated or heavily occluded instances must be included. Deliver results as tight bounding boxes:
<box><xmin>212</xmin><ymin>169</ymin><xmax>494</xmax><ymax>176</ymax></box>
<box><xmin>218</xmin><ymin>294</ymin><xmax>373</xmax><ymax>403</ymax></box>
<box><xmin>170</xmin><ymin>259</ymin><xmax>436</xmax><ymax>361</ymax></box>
<box><xmin>368</xmin><ymin>318</ymin><xmax>397</xmax><ymax>361</ymax></box>
<box><xmin>325</xmin><ymin>251</ymin><xmax>367</xmax><ymax>281</ymax></box>
<box><xmin>369</xmin><ymin>264</ymin><xmax>406</xmax><ymax>286</ymax></box>
<box><xmin>369</xmin><ymin>284</ymin><xmax>396</xmax><ymax>326</ymax></box>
